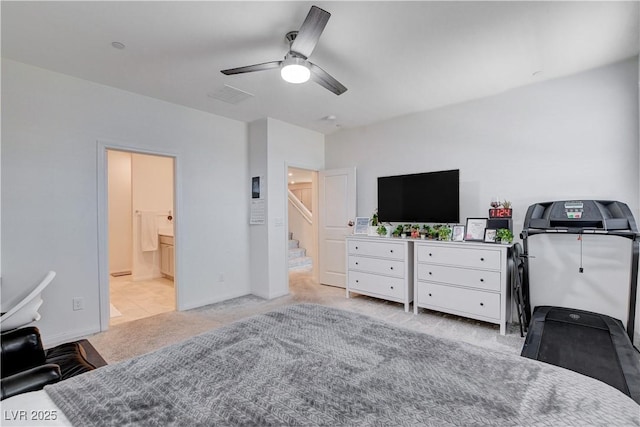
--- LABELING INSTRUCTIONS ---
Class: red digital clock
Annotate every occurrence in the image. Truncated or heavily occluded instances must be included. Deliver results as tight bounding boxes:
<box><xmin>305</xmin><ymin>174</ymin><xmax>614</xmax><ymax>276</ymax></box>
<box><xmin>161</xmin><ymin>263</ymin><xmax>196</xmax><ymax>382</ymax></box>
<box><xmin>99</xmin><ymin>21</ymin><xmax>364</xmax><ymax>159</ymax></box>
<box><xmin>489</xmin><ymin>208</ymin><xmax>513</xmax><ymax>218</ymax></box>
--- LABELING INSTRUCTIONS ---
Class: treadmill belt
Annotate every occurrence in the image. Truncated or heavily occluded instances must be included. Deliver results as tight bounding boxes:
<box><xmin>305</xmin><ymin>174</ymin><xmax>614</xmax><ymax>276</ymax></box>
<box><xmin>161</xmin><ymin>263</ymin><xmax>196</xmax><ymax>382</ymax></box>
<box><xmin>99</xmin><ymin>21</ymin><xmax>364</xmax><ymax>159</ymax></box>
<box><xmin>537</xmin><ymin>318</ymin><xmax>628</xmax><ymax>395</ymax></box>
<box><xmin>522</xmin><ymin>306</ymin><xmax>640</xmax><ymax>404</ymax></box>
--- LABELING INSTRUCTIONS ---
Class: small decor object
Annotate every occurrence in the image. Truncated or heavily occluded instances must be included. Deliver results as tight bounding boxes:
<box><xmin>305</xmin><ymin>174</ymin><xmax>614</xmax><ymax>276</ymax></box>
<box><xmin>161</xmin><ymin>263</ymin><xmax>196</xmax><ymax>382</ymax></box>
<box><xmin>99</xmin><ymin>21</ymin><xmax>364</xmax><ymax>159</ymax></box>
<box><xmin>376</xmin><ymin>225</ymin><xmax>387</xmax><ymax>237</ymax></box>
<box><xmin>393</xmin><ymin>225</ymin><xmax>404</xmax><ymax>237</ymax></box>
<box><xmin>496</xmin><ymin>228</ymin><xmax>514</xmax><ymax>244</ymax></box>
<box><xmin>452</xmin><ymin>225</ymin><xmax>465</xmax><ymax>242</ymax></box>
<box><xmin>410</xmin><ymin>224</ymin><xmax>420</xmax><ymax>239</ymax></box>
<box><xmin>465</xmin><ymin>218</ymin><xmax>488</xmax><ymax>241</ymax></box>
<box><xmin>490</xmin><ymin>197</ymin><xmax>501</xmax><ymax>209</ymax></box>
<box><xmin>489</xmin><ymin>200</ymin><xmax>513</xmax><ymax>219</ymax></box>
<box><xmin>484</xmin><ymin>229</ymin><xmax>498</xmax><ymax>243</ymax></box>
<box><xmin>354</xmin><ymin>217</ymin><xmax>370</xmax><ymax>235</ymax></box>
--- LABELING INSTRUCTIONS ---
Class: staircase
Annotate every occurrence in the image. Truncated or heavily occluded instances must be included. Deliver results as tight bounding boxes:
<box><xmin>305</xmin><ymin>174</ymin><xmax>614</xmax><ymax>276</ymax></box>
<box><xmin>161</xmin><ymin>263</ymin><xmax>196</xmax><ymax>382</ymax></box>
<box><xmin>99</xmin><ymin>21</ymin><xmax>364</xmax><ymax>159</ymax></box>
<box><xmin>288</xmin><ymin>232</ymin><xmax>312</xmax><ymax>271</ymax></box>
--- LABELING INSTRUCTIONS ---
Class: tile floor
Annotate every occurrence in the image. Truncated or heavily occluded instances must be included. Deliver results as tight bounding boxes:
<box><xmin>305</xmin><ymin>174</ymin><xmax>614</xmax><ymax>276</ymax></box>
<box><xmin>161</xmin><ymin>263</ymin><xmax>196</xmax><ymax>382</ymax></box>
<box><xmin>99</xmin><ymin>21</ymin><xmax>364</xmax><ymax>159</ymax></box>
<box><xmin>109</xmin><ymin>275</ymin><xmax>175</xmax><ymax>326</ymax></box>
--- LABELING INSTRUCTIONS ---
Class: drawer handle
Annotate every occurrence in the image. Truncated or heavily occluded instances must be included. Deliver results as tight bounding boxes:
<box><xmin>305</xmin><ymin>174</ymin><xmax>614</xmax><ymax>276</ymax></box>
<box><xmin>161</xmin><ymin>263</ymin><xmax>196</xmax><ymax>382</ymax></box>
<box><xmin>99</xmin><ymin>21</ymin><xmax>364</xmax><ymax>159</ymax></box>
<box><xmin>390</xmin><ymin>249</ymin><xmax>394</xmax><ymax>253</ymax></box>
<box><xmin>480</xmin><ymin>302</ymin><xmax>484</xmax><ymax>306</ymax></box>
<box><xmin>428</xmin><ymin>293</ymin><xmax>432</xmax><ymax>297</ymax></box>
<box><xmin>355</xmin><ymin>246</ymin><xmax>358</xmax><ymax>250</ymax></box>
<box><xmin>355</xmin><ymin>262</ymin><xmax>359</xmax><ymax>265</ymax></box>
<box><xmin>480</xmin><ymin>278</ymin><xmax>484</xmax><ymax>282</ymax></box>
<box><xmin>355</xmin><ymin>280</ymin><xmax>359</xmax><ymax>283</ymax></box>
<box><xmin>480</xmin><ymin>257</ymin><xmax>485</xmax><ymax>261</ymax></box>
<box><xmin>429</xmin><ymin>253</ymin><xmax>433</xmax><ymax>257</ymax></box>
<box><xmin>428</xmin><ymin>272</ymin><xmax>432</xmax><ymax>275</ymax></box>
<box><xmin>390</xmin><ymin>266</ymin><xmax>394</xmax><ymax>270</ymax></box>
<box><xmin>390</xmin><ymin>286</ymin><xmax>394</xmax><ymax>290</ymax></box>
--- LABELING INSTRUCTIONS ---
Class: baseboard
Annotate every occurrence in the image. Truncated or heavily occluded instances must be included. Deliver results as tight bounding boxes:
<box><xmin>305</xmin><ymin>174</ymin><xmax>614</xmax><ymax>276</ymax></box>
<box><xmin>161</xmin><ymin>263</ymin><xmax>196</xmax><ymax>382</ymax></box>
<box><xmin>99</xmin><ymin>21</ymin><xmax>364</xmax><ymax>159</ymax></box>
<box><xmin>42</xmin><ymin>325</ymin><xmax>101</xmax><ymax>348</ymax></box>
<box><xmin>179</xmin><ymin>290</ymin><xmax>253</xmax><ymax>311</ymax></box>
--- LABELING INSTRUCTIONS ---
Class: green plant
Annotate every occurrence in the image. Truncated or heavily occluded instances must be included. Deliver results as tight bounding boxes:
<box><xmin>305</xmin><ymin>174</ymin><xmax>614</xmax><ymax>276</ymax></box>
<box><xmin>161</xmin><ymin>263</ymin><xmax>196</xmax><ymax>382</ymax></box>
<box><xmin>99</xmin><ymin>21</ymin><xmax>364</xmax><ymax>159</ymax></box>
<box><xmin>403</xmin><ymin>224</ymin><xmax>412</xmax><ymax>233</ymax></box>
<box><xmin>502</xmin><ymin>200</ymin><xmax>512</xmax><ymax>209</ymax></box>
<box><xmin>376</xmin><ymin>225</ymin><xmax>387</xmax><ymax>236</ymax></box>
<box><xmin>421</xmin><ymin>224</ymin><xmax>432</xmax><ymax>236</ymax></box>
<box><xmin>393</xmin><ymin>225</ymin><xmax>404</xmax><ymax>237</ymax></box>
<box><xmin>438</xmin><ymin>226</ymin><xmax>452</xmax><ymax>241</ymax></box>
<box><xmin>370</xmin><ymin>210</ymin><xmax>379</xmax><ymax>226</ymax></box>
<box><xmin>496</xmin><ymin>228</ymin><xmax>514</xmax><ymax>243</ymax></box>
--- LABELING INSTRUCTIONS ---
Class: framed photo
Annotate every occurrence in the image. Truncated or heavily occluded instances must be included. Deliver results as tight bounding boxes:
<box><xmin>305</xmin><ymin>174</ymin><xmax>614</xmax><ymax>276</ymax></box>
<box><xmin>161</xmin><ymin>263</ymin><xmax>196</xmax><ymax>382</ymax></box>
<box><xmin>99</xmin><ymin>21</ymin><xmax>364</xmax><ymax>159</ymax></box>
<box><xmin>465</xmin><ymin>218</ymin><xmax>488</xmax><ymax>241</ymax></box>
<box><xmin>484</xmin><ymin>228</ymin><xmax>497</xmax><ymax>243</ymax></box>
<box><xmin>452</xmin><ymin>225</ymin><xmax>465</xmax><ymax>242</ymax></box>
<box><xmin>354</xmin><ymin>217</ymin><xmax>370</xmax><ymax>235</ymax></box>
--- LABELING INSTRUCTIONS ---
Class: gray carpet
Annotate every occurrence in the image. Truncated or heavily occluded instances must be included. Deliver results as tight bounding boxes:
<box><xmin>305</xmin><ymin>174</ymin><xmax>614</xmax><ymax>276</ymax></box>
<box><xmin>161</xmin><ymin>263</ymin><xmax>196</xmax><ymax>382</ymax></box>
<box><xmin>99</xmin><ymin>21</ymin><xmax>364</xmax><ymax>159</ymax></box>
<box><xmin>47</xmin><ymin>304</ymin><xmax>639</xmax><ymax>426</ymax></box>
<box><xmin>90</xmin><ymin>271</ymin><xmax>526</xmax><ymax>363</ymax></box>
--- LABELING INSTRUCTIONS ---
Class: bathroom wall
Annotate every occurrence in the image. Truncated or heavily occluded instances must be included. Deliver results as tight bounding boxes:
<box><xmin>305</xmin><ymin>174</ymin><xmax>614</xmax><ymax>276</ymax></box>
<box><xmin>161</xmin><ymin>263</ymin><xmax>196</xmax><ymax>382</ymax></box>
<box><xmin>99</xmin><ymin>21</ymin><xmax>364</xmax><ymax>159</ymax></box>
<box><xmin>131</xmin><ymin>153</ymin><xmax>174</xmax><ymax>281</ymax></box>
<box><xmin>107</xmin><ymin>150</ymin><xmax>133</xmax><ymax>275</ymax></box>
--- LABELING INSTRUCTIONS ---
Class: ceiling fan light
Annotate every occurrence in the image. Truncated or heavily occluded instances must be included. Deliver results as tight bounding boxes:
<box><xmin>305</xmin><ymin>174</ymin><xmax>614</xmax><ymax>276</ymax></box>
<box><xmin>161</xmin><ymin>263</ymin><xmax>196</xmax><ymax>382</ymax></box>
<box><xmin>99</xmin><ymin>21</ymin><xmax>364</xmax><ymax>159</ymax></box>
<box><xmin>281</xmin><ymin>57</ymin><xmax>310</xmax><ymax>84</ymax></box>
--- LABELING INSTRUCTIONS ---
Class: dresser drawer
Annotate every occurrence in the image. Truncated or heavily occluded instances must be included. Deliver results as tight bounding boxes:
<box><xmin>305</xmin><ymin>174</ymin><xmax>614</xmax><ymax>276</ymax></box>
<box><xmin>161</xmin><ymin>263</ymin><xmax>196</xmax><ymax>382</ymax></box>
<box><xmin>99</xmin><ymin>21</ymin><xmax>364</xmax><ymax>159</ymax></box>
<box><xmin>416</xmin><ymin>264</ymin><xmax>500</xmax><ymax>291</ymax></box>
<box><xmin>416</xmin><ymin>282</ymin><xmax>500</xmax><ymax>320</ymax></box>
<box><xmin>347</xmin><ymin>240</ymin><xmax>405</xmax><ymax>260</ymax></box>
<box><xmin>348</xmin><ymin>256</ymin><xmax>404</xmax><ymax>278</ymax></box>
<box><xmin>348</xmin><ymin>271</ymin><xmax>404</xmax><ymax>300</ymax></box>
<box><xmin>416</xmin><ymin>245</ymin><xmax>500</xmax><ymax>270</ymax></box>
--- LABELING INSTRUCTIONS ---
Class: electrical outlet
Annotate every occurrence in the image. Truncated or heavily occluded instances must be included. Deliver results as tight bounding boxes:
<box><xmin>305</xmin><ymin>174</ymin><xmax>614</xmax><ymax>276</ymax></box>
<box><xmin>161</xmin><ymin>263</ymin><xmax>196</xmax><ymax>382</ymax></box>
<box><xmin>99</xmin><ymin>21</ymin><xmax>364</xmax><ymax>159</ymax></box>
<box><xmin>72</xmin><ymin>297</ymin><xmax>84</xmax><ymax>311</ymax></box>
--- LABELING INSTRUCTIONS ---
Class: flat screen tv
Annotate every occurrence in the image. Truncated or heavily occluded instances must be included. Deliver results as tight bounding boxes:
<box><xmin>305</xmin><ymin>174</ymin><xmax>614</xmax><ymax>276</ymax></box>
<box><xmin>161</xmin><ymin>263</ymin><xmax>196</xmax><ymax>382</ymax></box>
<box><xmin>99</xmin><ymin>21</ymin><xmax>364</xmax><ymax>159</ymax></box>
<box><xmin>377</xmin><ymin>169</ymin><xmax>459</xmax><ymax>223</ymax></box>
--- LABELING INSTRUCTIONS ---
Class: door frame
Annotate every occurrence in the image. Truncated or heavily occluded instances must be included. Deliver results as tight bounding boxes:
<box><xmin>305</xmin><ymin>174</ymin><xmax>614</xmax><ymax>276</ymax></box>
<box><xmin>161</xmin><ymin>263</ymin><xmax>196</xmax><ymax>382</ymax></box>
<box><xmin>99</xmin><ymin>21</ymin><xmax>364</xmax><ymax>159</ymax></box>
<box><xmin>96</xmin><ymin>140</ymin><xmax>182</xmax><ymax>331</ymax></box>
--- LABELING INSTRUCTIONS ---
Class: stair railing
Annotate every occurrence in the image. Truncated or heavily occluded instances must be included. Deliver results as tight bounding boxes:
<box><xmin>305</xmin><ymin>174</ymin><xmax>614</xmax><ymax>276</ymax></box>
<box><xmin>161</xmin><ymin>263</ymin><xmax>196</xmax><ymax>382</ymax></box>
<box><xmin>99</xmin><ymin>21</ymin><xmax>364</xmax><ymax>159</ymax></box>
<box><xmin>288</xmin><ymin>190</ymin><xmax>312</xmax><ymax>225</ymax></box>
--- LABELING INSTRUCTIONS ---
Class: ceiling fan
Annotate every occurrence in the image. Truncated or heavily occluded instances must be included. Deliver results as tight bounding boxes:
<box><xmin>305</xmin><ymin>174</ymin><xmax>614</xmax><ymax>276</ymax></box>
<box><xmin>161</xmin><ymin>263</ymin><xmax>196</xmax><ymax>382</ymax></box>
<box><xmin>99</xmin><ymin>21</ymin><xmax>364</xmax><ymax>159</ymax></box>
<box><xmin>221</xmin><ymin>5</ymin><xmax>347</xmax><ymax>96</ymax></box>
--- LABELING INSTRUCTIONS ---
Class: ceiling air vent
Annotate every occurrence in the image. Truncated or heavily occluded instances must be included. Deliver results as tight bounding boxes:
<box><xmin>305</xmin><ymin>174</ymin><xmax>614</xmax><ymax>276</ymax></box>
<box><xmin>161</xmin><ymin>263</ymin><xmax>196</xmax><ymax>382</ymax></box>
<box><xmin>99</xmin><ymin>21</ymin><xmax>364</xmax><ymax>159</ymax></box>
<box><xmin>208</xmin><ymin>85</ymin><xmax>254</xmax><ymax>104</ymax></box>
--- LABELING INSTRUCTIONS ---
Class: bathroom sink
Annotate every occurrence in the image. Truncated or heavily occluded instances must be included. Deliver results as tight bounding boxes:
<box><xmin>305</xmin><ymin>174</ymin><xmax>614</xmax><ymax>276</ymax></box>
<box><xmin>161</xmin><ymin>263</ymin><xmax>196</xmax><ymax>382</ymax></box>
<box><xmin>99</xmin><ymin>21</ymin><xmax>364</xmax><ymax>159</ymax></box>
<box><xmin>158</xmin><ymin>226</ymin><xmax>174</xmax><ymax>237</ymax></box>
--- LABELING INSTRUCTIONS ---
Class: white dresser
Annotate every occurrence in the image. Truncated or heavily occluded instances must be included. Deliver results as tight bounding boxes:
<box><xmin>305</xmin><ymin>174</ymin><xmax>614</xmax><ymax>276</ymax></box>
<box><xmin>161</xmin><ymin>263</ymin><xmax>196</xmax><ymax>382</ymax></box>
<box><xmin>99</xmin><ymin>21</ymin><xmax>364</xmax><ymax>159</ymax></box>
<box><xmin>346</xmin><ymin>236</ymin><xmax>413</xmax><ymax>312</ymax></box>
<box><xmin>414</xmin><ymin>241</ymin><xmax>511</xmax><ymax>334</ymax></box>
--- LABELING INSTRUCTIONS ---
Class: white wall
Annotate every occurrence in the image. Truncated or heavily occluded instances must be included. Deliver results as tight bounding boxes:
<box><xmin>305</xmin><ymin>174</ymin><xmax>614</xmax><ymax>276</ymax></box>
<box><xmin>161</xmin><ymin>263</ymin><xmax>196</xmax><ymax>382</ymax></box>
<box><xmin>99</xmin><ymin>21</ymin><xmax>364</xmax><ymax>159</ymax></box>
<box><xmin>326</xmin><ymin>57</ymin><xmax>640</xmax><ymax>343</ymax></box>
<box><xmin>131</xmin><ymin>152</ymin><xmax>173</xmax><ymax>281</ymax></box>
<box><xmin>326</xmin><ymin>58</ymin><xmax>639</xmax><ymax>234</ymax></box>
<box><xmin>2</xmin><ymin>59</ymin><xmax>250</xmax><ymax>345</ymax></box>
<box><xmin>107</xmin><ymin>150</ymin><xmax>132</xmax><ymax>275</ymax></box>
<box><xmin>249</xmin><ymin>118</ymin><xmax>324</xmax><ymax>299</ymax></box>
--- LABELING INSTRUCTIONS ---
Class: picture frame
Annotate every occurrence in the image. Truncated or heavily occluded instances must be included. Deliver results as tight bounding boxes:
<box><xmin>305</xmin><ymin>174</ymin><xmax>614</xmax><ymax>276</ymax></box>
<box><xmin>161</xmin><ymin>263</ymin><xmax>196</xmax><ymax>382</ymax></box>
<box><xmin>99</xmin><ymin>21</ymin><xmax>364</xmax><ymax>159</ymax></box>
<box><xmin>484</xmin><ymin>228</ymin><xmax>497</xmax><ymax>243</ymax></box>
<box><xmin>354</xmin><ymin>217</ymin><xmax>370</xmax><ymax>235</ymax></box>
<box><xmin>452</xmin><ymin>225</ymin><xmax>465</xmax><ymax>242</ymax></box>
<box><xmin>465</xmin><ymin>218</ymin><xmax>488</xmax><ymax>241</ymax></box>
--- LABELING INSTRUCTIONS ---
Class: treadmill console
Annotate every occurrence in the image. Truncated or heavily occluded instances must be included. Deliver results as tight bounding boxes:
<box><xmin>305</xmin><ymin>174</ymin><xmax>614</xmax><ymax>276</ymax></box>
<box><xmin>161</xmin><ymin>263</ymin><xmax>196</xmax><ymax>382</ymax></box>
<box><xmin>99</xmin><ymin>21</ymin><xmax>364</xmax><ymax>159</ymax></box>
<box><xmin>523</xmin><ymin>200</ymin><xmax>637</xmax><ymax>232</ymax></box>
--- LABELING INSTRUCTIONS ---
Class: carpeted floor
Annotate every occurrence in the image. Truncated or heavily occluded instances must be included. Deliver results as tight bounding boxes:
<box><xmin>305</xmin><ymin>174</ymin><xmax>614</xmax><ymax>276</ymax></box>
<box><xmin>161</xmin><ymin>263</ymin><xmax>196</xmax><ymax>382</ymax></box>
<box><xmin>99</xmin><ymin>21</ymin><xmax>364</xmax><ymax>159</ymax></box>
<box><xmin>89</xmin><ymin>270</ymin><xmax>526</xmax><ymax>363</ymax></box>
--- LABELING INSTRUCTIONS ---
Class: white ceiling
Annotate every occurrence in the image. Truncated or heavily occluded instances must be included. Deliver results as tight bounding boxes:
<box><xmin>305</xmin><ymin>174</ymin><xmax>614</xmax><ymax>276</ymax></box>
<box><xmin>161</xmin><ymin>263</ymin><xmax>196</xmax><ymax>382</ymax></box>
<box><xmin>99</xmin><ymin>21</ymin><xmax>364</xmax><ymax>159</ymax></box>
<box><xmin>2</xmin><ymin>1</ymin><xmax>638</xmax><ymax>135</ymax></box>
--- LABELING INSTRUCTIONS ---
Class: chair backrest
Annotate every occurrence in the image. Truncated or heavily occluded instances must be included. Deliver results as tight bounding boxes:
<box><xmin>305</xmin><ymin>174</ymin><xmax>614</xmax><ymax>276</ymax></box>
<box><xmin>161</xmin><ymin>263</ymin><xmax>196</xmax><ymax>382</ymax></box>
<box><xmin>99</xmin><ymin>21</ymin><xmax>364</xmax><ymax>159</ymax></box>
<box><xmin>0</xmin><ymin>271</ymin><xmax>56</xmax><ymax>332</ymax></box>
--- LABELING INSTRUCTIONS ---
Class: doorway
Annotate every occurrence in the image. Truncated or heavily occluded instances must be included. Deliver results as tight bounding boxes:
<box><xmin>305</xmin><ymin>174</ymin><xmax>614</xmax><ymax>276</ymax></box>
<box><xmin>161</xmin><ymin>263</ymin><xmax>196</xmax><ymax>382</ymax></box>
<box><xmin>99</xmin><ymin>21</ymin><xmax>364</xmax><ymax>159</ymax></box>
<box><xmin>106</xmin><ymin>149</ymin><xmax>176</xmax><ymax>326</ymax></box>
<box><xmin>287</xmin><ymin>166</ymin><xmax>318</xmax><ymax>288</ymax></box>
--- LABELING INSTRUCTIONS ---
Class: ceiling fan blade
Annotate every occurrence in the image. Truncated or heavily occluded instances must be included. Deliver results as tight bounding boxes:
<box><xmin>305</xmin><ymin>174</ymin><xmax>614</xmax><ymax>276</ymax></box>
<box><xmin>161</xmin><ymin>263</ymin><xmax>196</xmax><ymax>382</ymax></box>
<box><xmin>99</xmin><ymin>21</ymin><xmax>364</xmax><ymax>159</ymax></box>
<box><xmin>221</xmin><ymin>61</ymin><xmax>282</xmax><ymax>75</ymax></box>
<box><xmin>309</xmin><ymin>62</ymin><xmax>347</xmax><ymax>96</ymax></box>
<box><xmin>290</xmin><ymin>6</ymin><xmax>330</xmax><ymax>59</ymax></box>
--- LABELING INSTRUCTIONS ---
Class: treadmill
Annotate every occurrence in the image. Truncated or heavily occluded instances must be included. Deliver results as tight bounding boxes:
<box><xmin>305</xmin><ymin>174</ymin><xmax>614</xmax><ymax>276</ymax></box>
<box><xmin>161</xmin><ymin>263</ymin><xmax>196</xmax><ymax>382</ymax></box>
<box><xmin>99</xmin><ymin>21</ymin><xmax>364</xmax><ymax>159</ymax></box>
<box><xmin>520</xmin><ymin>200</ymin><xmax>640</xmax><ymax>404</ymax></box>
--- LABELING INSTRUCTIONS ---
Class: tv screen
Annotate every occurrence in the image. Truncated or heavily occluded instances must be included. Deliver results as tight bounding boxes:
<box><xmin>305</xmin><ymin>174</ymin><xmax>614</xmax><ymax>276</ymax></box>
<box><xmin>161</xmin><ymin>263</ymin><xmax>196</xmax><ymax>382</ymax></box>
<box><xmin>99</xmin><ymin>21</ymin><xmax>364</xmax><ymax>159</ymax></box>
<box><xmin>377</xmin><ymin>169</ymin><xmax>459</xmax><ymax>223</ymax></box>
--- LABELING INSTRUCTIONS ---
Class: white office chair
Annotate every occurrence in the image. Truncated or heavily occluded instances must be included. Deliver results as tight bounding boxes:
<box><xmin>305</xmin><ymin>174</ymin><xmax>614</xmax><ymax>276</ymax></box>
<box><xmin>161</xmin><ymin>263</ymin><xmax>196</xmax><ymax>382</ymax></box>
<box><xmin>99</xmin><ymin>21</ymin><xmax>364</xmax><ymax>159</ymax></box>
<box><xmin>0</xmin><ymin>271</ymin><xmax>56</xmax><ymax>332</ymax></box>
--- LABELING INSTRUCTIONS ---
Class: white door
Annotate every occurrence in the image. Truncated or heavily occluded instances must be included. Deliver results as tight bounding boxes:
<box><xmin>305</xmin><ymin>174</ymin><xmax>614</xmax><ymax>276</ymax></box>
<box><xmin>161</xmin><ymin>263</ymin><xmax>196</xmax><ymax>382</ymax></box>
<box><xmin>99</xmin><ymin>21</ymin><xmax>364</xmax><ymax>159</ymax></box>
<box><xmin>318</xmin><ymin>167</ymin><xmax>356</xmax><ymax>287</ymax></box>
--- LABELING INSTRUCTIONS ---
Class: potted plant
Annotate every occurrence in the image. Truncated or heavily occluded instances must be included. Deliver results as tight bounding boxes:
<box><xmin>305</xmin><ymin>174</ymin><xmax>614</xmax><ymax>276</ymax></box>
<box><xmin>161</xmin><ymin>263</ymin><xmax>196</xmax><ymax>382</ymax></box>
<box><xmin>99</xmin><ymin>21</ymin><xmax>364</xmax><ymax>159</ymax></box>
<box><xmin>376</xmin><ymin>224</ymin><xmax>387</xmax><ymax>237</ymax></box>
<box><xmin>392</xmin><ymin>224</ymin><xmax>404</xmax><ymax>237</ymax></box>
<box><xmin>427</xmin><ymin>225</ymin><xmax>439</xmax><ymax>239</ymax></box>
<box><xmin>496</xmin><ymin>228</ymin><xmax>513</xmax><ymax>244</ymax></box>
<box><xmin>402</xmin><ymin>224</ymin><xmax>412</xmax><ymax>238</ymax></box>
<box><xmin>410</xmin><ymin>224</ymin><xmax>420</xmax><ymax>238</ymax></box>
<box><xmin>420</xmin><ymin>224</ymin><xmax>432</xmax><ymax>240</ymax></box>
<box><xmin>438</xmin><ymin>226</ymin><xmax>452</xmax><ymax>241</ymax></box>
<box><xmin>369</xmin><ymin>210</ymin><xmax>380</xmax><ymax>236</ymax></box>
